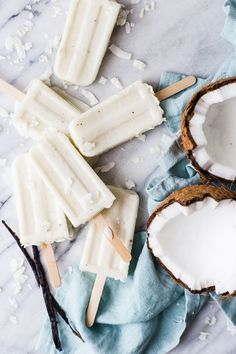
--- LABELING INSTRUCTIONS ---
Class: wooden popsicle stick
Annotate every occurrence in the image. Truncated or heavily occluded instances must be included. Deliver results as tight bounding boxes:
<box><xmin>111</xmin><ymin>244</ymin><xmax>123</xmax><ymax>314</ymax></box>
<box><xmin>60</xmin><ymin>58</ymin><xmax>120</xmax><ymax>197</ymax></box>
<box><xmin>86</xmin><ymin>274</ymin><xmax>106</xmax><ymax>328</ymax></box>
<box><xmin>93</xmin><ymin>214</ymin><xmax>131</xmax><ymax>263</ymax></box>
<box><xmin>155</xmin><ymin>75</ymin><xmax>197</xmax><ymax>102</ymax></box>
<box><xmin>0</xmin><ymin>78</ymin><xmax>25</xmax><ymax>102</ymax></box>
<box><xmin>41</xmin><ymin>243</ymin><xmax>61</xmax><ymax>288</ymax></box>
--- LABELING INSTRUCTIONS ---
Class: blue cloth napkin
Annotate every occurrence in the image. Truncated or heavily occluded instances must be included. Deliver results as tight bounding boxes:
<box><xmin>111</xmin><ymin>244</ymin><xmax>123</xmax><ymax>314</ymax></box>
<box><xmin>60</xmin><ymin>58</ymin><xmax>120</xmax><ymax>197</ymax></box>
<box><xmin>39</xmin><ymin>1</ymin><xmax>236</xmax><ymax>353</ymax></box>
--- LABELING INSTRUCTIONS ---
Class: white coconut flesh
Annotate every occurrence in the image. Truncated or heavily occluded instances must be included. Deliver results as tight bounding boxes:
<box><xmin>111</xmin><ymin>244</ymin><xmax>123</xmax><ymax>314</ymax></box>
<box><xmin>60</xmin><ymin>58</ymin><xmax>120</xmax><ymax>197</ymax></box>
<box><xmin>148</xmin><ymin>197</ymin><xmax>236</xmax><ymax>294</ymax></box>
<box><xmin>189</xmin><ymin>83</ymin><xmax>236</xmax><ymax>180</ymax></box>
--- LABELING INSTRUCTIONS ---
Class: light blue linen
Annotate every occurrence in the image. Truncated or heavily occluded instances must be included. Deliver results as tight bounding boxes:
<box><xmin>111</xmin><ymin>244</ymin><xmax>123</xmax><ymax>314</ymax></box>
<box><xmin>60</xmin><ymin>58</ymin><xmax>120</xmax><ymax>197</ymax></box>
<box><xmin>39</xmin><ymin>1</ymin><xmax>236</xmax><ymax>353</ymax></box>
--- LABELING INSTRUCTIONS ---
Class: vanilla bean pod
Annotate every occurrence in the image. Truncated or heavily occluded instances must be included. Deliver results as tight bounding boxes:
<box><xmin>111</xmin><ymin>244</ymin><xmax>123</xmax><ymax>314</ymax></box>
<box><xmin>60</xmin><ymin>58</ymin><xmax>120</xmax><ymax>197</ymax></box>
<box><xmin>32</xmin><ymin>246</ymin><xmax>62</xmax><ymax>351</ymax></box>
<box><xmin>51</xmin><ymin>297</ymin><xmax>84</xmax><ymax>341</ymax></box>
<box><xmin>2</xmin><ymin>221</ymin><xmax>84</xmax><ymax>349</ymax></box>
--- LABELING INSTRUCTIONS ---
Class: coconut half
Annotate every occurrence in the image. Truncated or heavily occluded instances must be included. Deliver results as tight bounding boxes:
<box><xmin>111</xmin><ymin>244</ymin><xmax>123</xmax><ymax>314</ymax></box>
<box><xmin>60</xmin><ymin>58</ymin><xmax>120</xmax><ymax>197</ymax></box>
<box><xmin>147</xmin><ymin>185</ymin><xmax>236</xmax><ymax>295</ymax></box>
<box><xmin>182</xmin><ymin>77</ymin><xmax>236</xmax><ymax>182</ymax></box>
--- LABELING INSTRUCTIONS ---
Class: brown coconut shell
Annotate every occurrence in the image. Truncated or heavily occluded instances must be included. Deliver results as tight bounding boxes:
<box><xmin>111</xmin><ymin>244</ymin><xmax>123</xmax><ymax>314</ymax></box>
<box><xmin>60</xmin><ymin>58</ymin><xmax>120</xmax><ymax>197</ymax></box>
<box><xmin>147</xmin><ymin>185</ymin><xmax>236</xmax><ymax>296</ymax></box>
<box><xmin>181</xmin><ymin>76</ymin><xmax>236</xmax><ymax>183</ymax></box>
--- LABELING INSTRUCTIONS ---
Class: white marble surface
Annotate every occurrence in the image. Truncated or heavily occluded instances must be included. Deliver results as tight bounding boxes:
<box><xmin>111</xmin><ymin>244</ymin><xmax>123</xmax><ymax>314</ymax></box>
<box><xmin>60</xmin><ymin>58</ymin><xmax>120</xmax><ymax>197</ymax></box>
<box><xmin>0</xmin><ymin>0</ymin><xmax>235</xmax><ymax>353</ymax></box>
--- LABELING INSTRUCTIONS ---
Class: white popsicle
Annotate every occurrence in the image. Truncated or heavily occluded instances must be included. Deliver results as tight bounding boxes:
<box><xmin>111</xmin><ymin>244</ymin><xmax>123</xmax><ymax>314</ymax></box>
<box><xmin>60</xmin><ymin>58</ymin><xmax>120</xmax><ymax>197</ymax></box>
<box><xmin>29</xmin><ymin>132</ymin><xmax>115</xmax><ymax>228</ymax></box>
<box><xmin>54</xmin><ymin>0</ymin><xmax>121</xmax><ymax>86</ymax></box>
<box><xmin>70</xmin><ymin>81</ymin><xmax>163</xmax><ymax>157</ymax></box>
<box><xmin>13</xmin><ymin>79</ymin><xmax>85</xmax><ymax>140</ymax></box>
<box><xmin>70</xmin><ymin>77</ymin><xmax>197</xmax><ymax>157</ymax></box>
<box><xmin>80</xmin><ymin>186</ymin><xmax>139</xmax><ymax>280</ymax></box>
<box><xmin>12</xmin><ymin>154</ymin><xmax>70</xmax><ymax>287</ymax></box>
<box><xmin>81</xmin><ymin>186</ymin><xmax>139</xmax><ymax>327</ymax></box>
<box><xmin>13</xmin><ymin>154</ymin><xmax>70</xmax><ymax>246</ymax></box>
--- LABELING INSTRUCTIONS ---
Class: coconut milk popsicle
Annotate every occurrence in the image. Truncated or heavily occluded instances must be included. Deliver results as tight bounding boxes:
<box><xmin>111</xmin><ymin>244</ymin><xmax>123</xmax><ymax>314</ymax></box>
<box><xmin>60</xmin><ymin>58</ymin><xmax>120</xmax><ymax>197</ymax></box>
<box><xmin>54</xmin><ymin>0</ymin><xmax>121</xmax><ymax>86</ymax></box>
<box><xmin>12</xmin><ymin>154</ymin><xmax>70</xmax><ymax>287</ymax></box>
<box><xmin>80</xmin><ymin>186</ymin><xmax>139</xmax><ymax>327</ymax></box>
<box><xmin>70</xmin><ymin>77</ymin><xmax>197</xmax><ymax>157</ymax></box>
<box><xmin>30</xmin><ymin>132</ymin><xmax>115</xmax><ymax>228</ymax></box>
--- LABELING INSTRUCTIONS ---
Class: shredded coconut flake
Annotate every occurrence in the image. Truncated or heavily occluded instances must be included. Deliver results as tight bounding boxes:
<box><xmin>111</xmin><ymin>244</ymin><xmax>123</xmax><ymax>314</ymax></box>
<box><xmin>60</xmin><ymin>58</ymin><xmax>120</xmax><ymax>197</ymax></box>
<box><xmin>136</xmin><ymin>133</ymin><xmax>146</xmax><ymax>142</ymax></box>
<box><xmin>198</xmin><ymin>332</ymin><xmax>209</xmax><ymax>341</ymax></box>
<box><xmin>84</xmin><ymin>191</ymin><xmax>100</xmax><ymax>204</ymax></box>
<box><xmin>10</xmin><ymin>258</ymin><xmax>28</xmax><ymax>294</ymax></box>
<box><xmin>125</xmin><ymin>22</ymin><xmax>131</xmax><ymax>34</ymax></box>
<box><xmin>151</xmin><ymin>1</ymin><xmax>156</xmax><ymax>10</ymax></box>
<box><xmin>110</xmin><ymin>77</ymin><xmax>123</xmax><ymax>89</ymax></box>
<box><xmin>24</xmin><ymin>42</ymin><xmax>33</xmax><ymax>51</ymax></box>
<box><xmin>133</xmin><ymin>59</ymin><xmax>147</xmax><ymax>70</ymax></box>
<box><xmin>45</xmin><ymin>35</ymin><xmax>61</xmax><ymax>55</ymax></box>
<box><xmin>95</xmin><ymin>162</ymin><xmax>115</xmax><ymax>174</ymax></box>
<box><xmin>205</xmin><ymin>316</ymin><xmax>217</xmax><ymax>326</ymax></box>
<box><xmin>140</xmin><ymin>8</ymin><xmax>145</xmax><ymax>18</ymax></box>
<box><xmin>99</xmin><ymin>76</ymin><xmax>108</xmax><ymax>85</ymax></box>
<box><xmin>109</xmin><ymin>44</ymin><xmax>132</xmax><ymax>60</ymax></box>
<box><xmin>81</xmin><ymin>89</ymin><xmax>99</xmax><ymax>106</ymax></box>
<box><xmin>52</xmin><ymin>5</ymin><xmax>62</xmax><ymax>18</ymax></box>
<box><xmin>5</xmin><ymin>36</ymin><xmax>27</xmax><ymax>63</ymax></box>
<box><xmin>125</xmin><ymin>180</ymin><xmax>136</xmax><ymax>190</ymax></box>
<box><xmin>39</xmin><ymin>54</ymin><xmax>48</xmax><ymax>63</ymax></box>
<box><xmin>117</xmin><ymin>9</ymin><xmax>130</xmax><ymax>26</ymax></box>
<box><xmin>17</xmin><ymin>20</ymin><xmax>33</xmax><ymax>38</ymax></box>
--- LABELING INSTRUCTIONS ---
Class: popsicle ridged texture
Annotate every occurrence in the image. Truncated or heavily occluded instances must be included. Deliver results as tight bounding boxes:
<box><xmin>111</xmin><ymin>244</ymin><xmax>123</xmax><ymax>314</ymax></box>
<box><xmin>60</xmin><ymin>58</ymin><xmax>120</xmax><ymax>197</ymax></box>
<box><xmin>30</xmin><ymin>132</ymin><xmax>116</xmax><ymax>228</ymax></box>
<box><xmin>70</xmin><ymin>81</ymin><xmax>164</xmax><ymax>157</ymax></box>
<box><xmin>12</xmin><ymin>154</ymin><xmax>70</xmax><ymax>246</ymax></box>
<box><xmin>54</xmin><ymin>0</ymin><xmax>121</xmax><ymax>86</ymax></box>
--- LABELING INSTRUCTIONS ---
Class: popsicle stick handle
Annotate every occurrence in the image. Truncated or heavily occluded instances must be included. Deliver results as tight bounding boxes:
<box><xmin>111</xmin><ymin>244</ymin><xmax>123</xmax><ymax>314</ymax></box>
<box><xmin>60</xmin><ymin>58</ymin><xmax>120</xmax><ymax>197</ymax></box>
<box><xmin>155</xmin><ymin>75</ymin><xmax>197</xmax><ymax>102</ymax></box>
<box><xmin>41</xmin><ymin>243</ymin><xmax>61</xmax><ymax>288</ymax></box>
<box><xmin>0</xmin><ymin>78</ymin><xmax>25</xmax><ymax>101</ymax></box>
<box><xmin>93</xmin><ymin>214</ymin><xmax>132</xmax><ymax>263</ymax></box>
<box><xmin>86</xmin><ymin>274</ymin><xmax>106</xmax><ymax>328</ymax></box>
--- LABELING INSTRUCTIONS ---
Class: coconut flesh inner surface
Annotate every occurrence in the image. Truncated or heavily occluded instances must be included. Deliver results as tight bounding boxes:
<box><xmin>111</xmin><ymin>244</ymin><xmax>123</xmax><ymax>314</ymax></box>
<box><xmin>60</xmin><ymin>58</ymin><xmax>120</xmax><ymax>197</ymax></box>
<box><xmin>189</xmin><ymin>83</ymin><xmax>236</xmax><ymax>180</ymax></box>
<box><xmin>148</xmin><ymin>198</ymin><xmax>236</xmax><ymax>294</ymax></box>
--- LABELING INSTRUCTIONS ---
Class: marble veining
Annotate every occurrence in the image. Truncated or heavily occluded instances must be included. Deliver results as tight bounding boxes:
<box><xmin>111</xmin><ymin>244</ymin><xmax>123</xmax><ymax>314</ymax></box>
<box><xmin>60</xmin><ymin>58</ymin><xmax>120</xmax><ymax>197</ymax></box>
<box><xmin>0</xmin><ymin>0</ymin><xmax>235</xmax><ymax>353</ymax></box>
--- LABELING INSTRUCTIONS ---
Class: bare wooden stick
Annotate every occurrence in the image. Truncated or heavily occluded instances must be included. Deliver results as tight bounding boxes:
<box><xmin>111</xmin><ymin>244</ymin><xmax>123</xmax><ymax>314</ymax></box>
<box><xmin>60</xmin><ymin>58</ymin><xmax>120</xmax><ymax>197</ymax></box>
<box><xmin>41</xmin><ymin>243</ymin><xmax>61</xmax><ymax>289</ymax></box>
<box><xmin>86</xmin><ymin>274</ymin><xmax>106</xmax><ymax>328</ymax></box>
<box><xmin>93</xmin><ymin>214</ymin><xmax>131</xmax><ymax>263</ymax></box>
<box><xmin>156</xmin><ymin>76</ymin><xmax>197</xmax><ymax>102</ymax></box>
<box><xmin>0</xmin><ymin>78</ymin><xmax>25</xmax><ymax>101</ymax></box>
